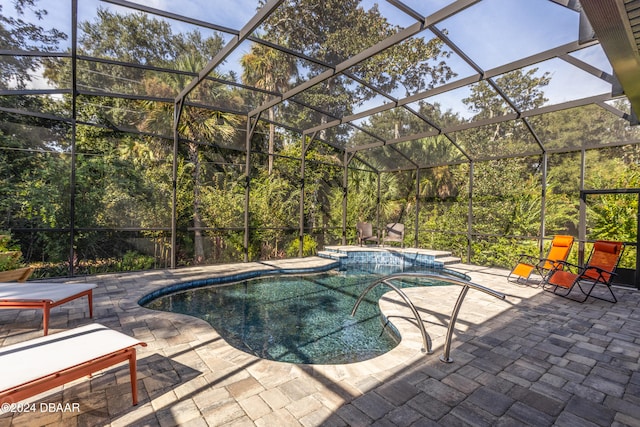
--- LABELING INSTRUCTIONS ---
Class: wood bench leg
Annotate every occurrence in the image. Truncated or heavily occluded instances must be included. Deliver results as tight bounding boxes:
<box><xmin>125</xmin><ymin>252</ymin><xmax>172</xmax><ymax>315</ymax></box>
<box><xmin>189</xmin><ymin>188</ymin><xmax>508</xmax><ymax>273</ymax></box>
<box><xmin>43</xmin><ymin>302</ymin><xmax>51</xmax><ymax>336</ymax></box>
<box><xmin>129</xmin><ymin>348</ymin><xmax>139</xmax><ymax>405</ymax></box>
<box><xmin>88</xmin><ymin>290</ymin><xmax>93</xmax><ymax>318</ymax></box>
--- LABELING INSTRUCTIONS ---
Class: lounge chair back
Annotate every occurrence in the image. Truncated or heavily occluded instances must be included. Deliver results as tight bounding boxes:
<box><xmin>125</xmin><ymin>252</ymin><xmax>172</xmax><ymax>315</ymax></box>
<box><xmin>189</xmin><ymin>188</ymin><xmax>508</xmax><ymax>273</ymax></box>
<box><xmin>582</xmin><ymin>240</ymin><xmax>623</xmax><ymax>283</ymax></box>
<box><xmin>357</xmin><ymin>222</ymin><xmax>374</xmax><ymax>238</ymax></box>
<box><xmin>356</xmin><ymin>222</ymin><xmax>378</xmax><ymax>245</ymax></box>
<box><xmin>541</xmin><ymin>235</ymin><xmax>574</xmax><ymax>270</ymax></box>
<box><xmin>383</xmin><ymin>223</ymin><xmax>404</xmax><ymax>247</ymax></box>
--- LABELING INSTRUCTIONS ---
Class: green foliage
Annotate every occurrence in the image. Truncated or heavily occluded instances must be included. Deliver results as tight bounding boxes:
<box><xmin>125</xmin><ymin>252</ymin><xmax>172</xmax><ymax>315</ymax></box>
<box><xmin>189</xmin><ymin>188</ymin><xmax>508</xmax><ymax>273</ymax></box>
<box><xmin>31</xmin><ymin>251</ymin><xmax>155</xmax><ymax>278</ymax></box>
<box><xmin>0</xmin><ymin>232</ymin><xmax>25</xmax><ymax>271</ymax></box>
<box><xmin>286</xmin><ymin>235</ymin><xmax>318</xmax><ymax>258</ymax></box>
<box><xmin>122</xmin><ymin>251</ymin><xmax>155</xmax><ymax>271</ymax></box>
<box><xmin>470</xmin><ymin>237</ymin><xmax>538</xmax><ymax>269</ymax></box>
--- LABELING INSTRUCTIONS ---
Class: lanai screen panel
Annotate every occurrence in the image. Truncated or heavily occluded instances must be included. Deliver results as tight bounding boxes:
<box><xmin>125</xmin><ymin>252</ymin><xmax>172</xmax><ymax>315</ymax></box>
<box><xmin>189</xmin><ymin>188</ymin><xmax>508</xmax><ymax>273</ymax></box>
<box><xmin>528</xmin><ymin>104</ymin><xmax>640</xmax><ymax>152</ymax></box>
<box><xmin>343</xmin><ymin>124</ymin><xmax>383</xmax><ymax>152</ymax></box>
<box><xmin>268</xmin><ymin>100</ymin><xmax>336</xmax><ymax>134</ymax></box>
<box><xmin>75</xmin><ymin>59</ymin><xmax>185</xmax><ymax>99</ymax></box>
<box><xmin>254</xmin><ymin>1</ymin><xmax>404</xmax><ymax>69</ymax></box>
<box><xmin>1</xmin><ymin>56</ymin><xmax>72</xmax><ymax>92</ymax></box>
<box><xmin>215</xmin><ymin>39</ymin><xmax>333</xmax><ymax>113</ymax></box>
<box><xmin>0</xmin><ymin>93</ymin><xmax>71</xmax><ymax>121</ymax></box>
<box><xmin>343</xmin><ymin>29</ymin><xmax>475</xmax><ymax>101</ymax></box>
<box><xmin>356</xmin><ymin>145</ymin><xmax>417</xmax><ymax>172</ymax></box>
<box><xmin>507</xmin><ymin>57</ymin><xmax>613</xmax><ymax>110</ymax></box>
<box><xmin>184</xmin><ymin>78</ymin><xmax>250</xmax><ymax>117</ymax></box>
<box><xmin>0</xmin><ymin>118</ymin><xmax>71</xmax><ymax>152</ymax></box>
<box><xmin>290</xmin><ymin>74</ymin><xmax>382</xmax><ymax>121</ymax></box>
<box><xmin>356</xmin><ymin>106</ymin><xmax>439</xmax><ymax>142</ymax></box>
<box><xmin>121</xmin><ymin>0</ymin><xmax>264</xmax><ymax>30</ymax></box>
<box><xmin>75</xmin><ymin>94</ymin><xmax>171</xmax><ymax>137</ymax></box>
<box><xmin>392</xmin><ymin>135</ymin><xmax>468</xmax><ymax>168</ymax></box>
<box><xmin>77</xmin><ymin>1</ymin><xmax>237</xmax><ymax>70</ymax></box>
<box><xmin>438</xmin><ymin>0</ymin><xmax>580</xmax><ymax>71</ymax></box>
<box><xmin>320</xmin><ymin>123</ymin><xmax>358</xmax><ymax>151</ymax></box>
<box><xmin>450</xmin><ymin>119</ymin><xmax>542</xmax><ymax>160</ymax></box>
<box><xmin>568</xmin><ymin>43</ymin><xmax>613</xmax><ymax>74</ymax></box>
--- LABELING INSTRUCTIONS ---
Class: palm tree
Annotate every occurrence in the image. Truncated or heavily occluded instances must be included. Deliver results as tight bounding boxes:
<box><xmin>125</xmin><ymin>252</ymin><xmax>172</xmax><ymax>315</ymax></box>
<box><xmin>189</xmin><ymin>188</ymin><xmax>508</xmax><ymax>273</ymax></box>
<box><xmin>241</xmin><ymin>42</ymin><xmax>298</xmax><ymax>174</ymax></box>
<box><xmin>142</xmin><ymin>53</ymin><xmax>241</xmax><ymax>264</ymax></box>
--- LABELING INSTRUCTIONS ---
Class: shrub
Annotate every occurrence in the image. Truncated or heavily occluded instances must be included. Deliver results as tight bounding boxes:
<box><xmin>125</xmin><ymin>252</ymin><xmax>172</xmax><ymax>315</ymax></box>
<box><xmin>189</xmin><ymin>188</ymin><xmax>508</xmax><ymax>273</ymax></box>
<box><xmin>286</xmin><ymin>235</ymin><xmax>317</xmax><ymax>257</ymax></box>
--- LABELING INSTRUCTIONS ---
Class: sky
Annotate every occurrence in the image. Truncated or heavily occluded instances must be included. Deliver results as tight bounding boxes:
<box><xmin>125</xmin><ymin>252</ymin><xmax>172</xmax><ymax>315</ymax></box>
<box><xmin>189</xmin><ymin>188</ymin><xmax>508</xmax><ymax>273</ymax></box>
<box><xmin>5</xmin><ymin>0</ymin><xmax>615</xmax><ymax>117</ymax></box>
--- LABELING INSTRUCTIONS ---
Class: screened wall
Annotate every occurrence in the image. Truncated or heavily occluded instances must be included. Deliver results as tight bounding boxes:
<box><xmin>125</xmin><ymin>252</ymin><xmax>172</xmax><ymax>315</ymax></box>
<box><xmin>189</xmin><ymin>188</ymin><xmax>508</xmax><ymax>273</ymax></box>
<box><xmin>1</xmin><ymin>0</ymin><xmax>640</xmax><ymax>283</ymax></box>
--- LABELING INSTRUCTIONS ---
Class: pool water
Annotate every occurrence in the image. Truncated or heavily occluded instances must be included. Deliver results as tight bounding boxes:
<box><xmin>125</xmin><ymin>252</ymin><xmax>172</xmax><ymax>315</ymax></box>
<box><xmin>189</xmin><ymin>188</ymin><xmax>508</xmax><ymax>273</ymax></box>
<box><xmin>144</xmin><ymin>265</ymin><xmax>450</xmax><ymax>364</ymax></box>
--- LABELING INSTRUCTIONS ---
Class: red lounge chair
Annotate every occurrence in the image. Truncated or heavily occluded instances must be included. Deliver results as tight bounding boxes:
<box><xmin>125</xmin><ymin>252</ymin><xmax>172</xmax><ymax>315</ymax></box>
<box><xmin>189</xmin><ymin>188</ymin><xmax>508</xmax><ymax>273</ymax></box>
<box><xmin>508</xmin><ymin>235</ymin><xmax>574</xmax><ymax>285</ymax></box>
<box><xmin>0</xmin><ymin>282</ymin><xmax>96</xmax><ymax>335</ymax></box>
<box><xmin>0</xmin><ymin>323</ymin><xmax>146</xmax><ymax>406</ymax></box>
<box><xmin>544</xmin><ymin>240</ymin><xmax>624</xmax><ymax>303</ymax></box>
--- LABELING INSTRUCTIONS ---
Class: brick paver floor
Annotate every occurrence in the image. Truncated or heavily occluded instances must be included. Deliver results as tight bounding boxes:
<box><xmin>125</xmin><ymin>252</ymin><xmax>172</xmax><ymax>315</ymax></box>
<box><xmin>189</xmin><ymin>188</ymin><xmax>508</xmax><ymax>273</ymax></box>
<box><xmin>0</xmin><ymin>256</ymin><xmax>639</xmax><ymax>426</ymax></box>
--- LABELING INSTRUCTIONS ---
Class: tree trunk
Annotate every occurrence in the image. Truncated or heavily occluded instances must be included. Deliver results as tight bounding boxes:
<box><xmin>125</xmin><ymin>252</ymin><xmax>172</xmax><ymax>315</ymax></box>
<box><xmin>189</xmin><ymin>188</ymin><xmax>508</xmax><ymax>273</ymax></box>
<box><xmin>190</xmin><ymin>143</ymin><xmax>205</xmax><ymax>264</ymax></box>
<box><xmin>268</xmin><ymin>107</ymin><xmax>275</xmax><ymax>175</ymax></box>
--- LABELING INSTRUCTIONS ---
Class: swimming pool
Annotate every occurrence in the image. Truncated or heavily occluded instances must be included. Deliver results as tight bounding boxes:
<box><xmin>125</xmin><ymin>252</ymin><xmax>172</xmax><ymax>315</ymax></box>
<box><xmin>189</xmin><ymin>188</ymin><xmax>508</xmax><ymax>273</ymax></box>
<box><xmin>143</xmin><ymin>264</ymin><xmax>456</xmax><ymax>364</ymax></box>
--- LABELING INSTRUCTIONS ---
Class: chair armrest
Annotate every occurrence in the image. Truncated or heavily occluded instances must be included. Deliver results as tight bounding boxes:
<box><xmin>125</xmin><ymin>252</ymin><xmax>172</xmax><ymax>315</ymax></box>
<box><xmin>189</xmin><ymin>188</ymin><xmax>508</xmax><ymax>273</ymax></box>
<box><xmin>536</xmin><ymin>257</ymin><xmax>568</xmax><ymax>269</ymax></box>
<box><xmin>548</xmin><ymin>260</ymin><xmax>581</xmax><ymax>274</ymax></box>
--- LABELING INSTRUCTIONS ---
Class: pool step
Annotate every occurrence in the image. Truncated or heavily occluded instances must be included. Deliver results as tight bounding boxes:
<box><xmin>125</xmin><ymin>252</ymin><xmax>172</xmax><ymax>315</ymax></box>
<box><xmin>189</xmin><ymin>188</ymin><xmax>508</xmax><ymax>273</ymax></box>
<box><xmin>317</xmin><ymin>250</ymin><xmax>347</xmax><ymax>260</ymax></box>
<box><xmin>318</xmin><ymin>246</ymin><xmax>461</xmax><ymax>266</ymax></box>
<box><xmin>436</xmin><ymin>256</ymin><xmax>462</xmax><ymax>265</ymax></box>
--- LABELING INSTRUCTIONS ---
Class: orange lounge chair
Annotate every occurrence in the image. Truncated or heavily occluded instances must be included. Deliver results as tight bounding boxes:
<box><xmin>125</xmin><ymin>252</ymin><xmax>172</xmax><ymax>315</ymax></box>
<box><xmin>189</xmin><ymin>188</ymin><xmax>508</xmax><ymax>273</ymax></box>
<box><xmin>0</xmin><ymin>282</ymin><xmax>96</xmax><ymax>335</ymax></box>
<box><xmin>0</xmin><ymin>323</ymin><xmax>146</xmax><ymax>406</ymax></box>
<box><xmin>356</xmin><ymin>222</ymin><xmax>379</xmax><ymax>246</ymax></box>
<box><xmin>508</xmin><ymin>235</ymin><xmax>574</xmax><ymax>285</ymax></box>
<box><xmin>544</xmin><ymin>240</ymin><xmax>624</xmax><ymax>303</ymax></box>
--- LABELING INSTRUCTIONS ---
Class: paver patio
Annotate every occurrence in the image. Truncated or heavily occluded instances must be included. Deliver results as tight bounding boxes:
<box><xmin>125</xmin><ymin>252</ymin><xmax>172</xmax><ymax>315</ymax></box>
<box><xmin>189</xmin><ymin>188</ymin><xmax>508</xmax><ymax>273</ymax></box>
<box><xmin>0</xmin><ymin>256</ymin><xmax>639</xmax><ymax>426</ymax></box>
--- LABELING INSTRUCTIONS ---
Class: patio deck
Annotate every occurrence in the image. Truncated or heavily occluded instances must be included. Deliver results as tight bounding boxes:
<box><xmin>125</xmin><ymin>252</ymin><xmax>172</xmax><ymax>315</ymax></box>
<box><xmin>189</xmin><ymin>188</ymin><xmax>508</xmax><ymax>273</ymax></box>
<box><xmin>0</xmin><ymin>257</ymin><xmax>639</xmax><ymax>426</ymax></box>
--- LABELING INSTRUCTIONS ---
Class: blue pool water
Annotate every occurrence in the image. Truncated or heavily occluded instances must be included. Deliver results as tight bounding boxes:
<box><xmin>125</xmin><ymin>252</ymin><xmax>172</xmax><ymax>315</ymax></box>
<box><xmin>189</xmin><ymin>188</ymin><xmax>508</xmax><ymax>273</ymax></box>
<box><xmin>143</xmin><ymin>265</ymin><xmax>453</xmax><ymax>364</ymax></box>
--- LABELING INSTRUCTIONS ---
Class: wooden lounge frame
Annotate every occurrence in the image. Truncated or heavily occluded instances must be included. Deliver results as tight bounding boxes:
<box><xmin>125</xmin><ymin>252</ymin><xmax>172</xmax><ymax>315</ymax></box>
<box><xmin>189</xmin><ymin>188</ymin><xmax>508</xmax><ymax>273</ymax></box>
<box><xmin>0</xmin><ymin>267</ymin><xmax>34</xmax><ymax>283</ymax></box>
<box><xmin>0</xmin><ymin>323</ymin><xmax>146</xmax><ymax>406</ymax></box>
<box><xmin>0</xmin><ymin>283</ymin><xmax>96</xmax><ymax>335</ymax></box>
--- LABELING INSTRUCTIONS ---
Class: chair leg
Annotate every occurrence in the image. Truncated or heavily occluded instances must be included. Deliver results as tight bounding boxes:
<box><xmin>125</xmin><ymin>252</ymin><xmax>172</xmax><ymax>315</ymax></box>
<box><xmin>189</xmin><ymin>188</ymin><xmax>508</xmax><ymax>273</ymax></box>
<box><xmin>507</xmin><ymin>272</ymin><xmax>528</xmax><ymax>285</ymax></box>
<box><xmin>546</xmin><ymin>279</ymin><xmax>617</xmax><ymax>303</ymax></box>
<box><xmin>551</xmin><ymin>284</ymin><xmax>573</xmax><ymax>298</ymax></box>
<box><xmin>576</xmin><ymin>281</ymin><xmax>617</xmax><ymax>303</ymax></box>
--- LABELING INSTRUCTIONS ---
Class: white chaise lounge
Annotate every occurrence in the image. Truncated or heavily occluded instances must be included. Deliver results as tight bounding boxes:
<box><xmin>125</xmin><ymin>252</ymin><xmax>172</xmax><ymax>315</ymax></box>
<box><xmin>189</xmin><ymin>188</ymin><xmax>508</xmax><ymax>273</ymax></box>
<box><xmin>0</xmin><ymin>323</ymin><xmax>146</xmax><ymax>406</ymax></box>
<box><xmin>0</xmin><ymin>282</ymin><xmax>97</xmax><ymax>335</ymax></box>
